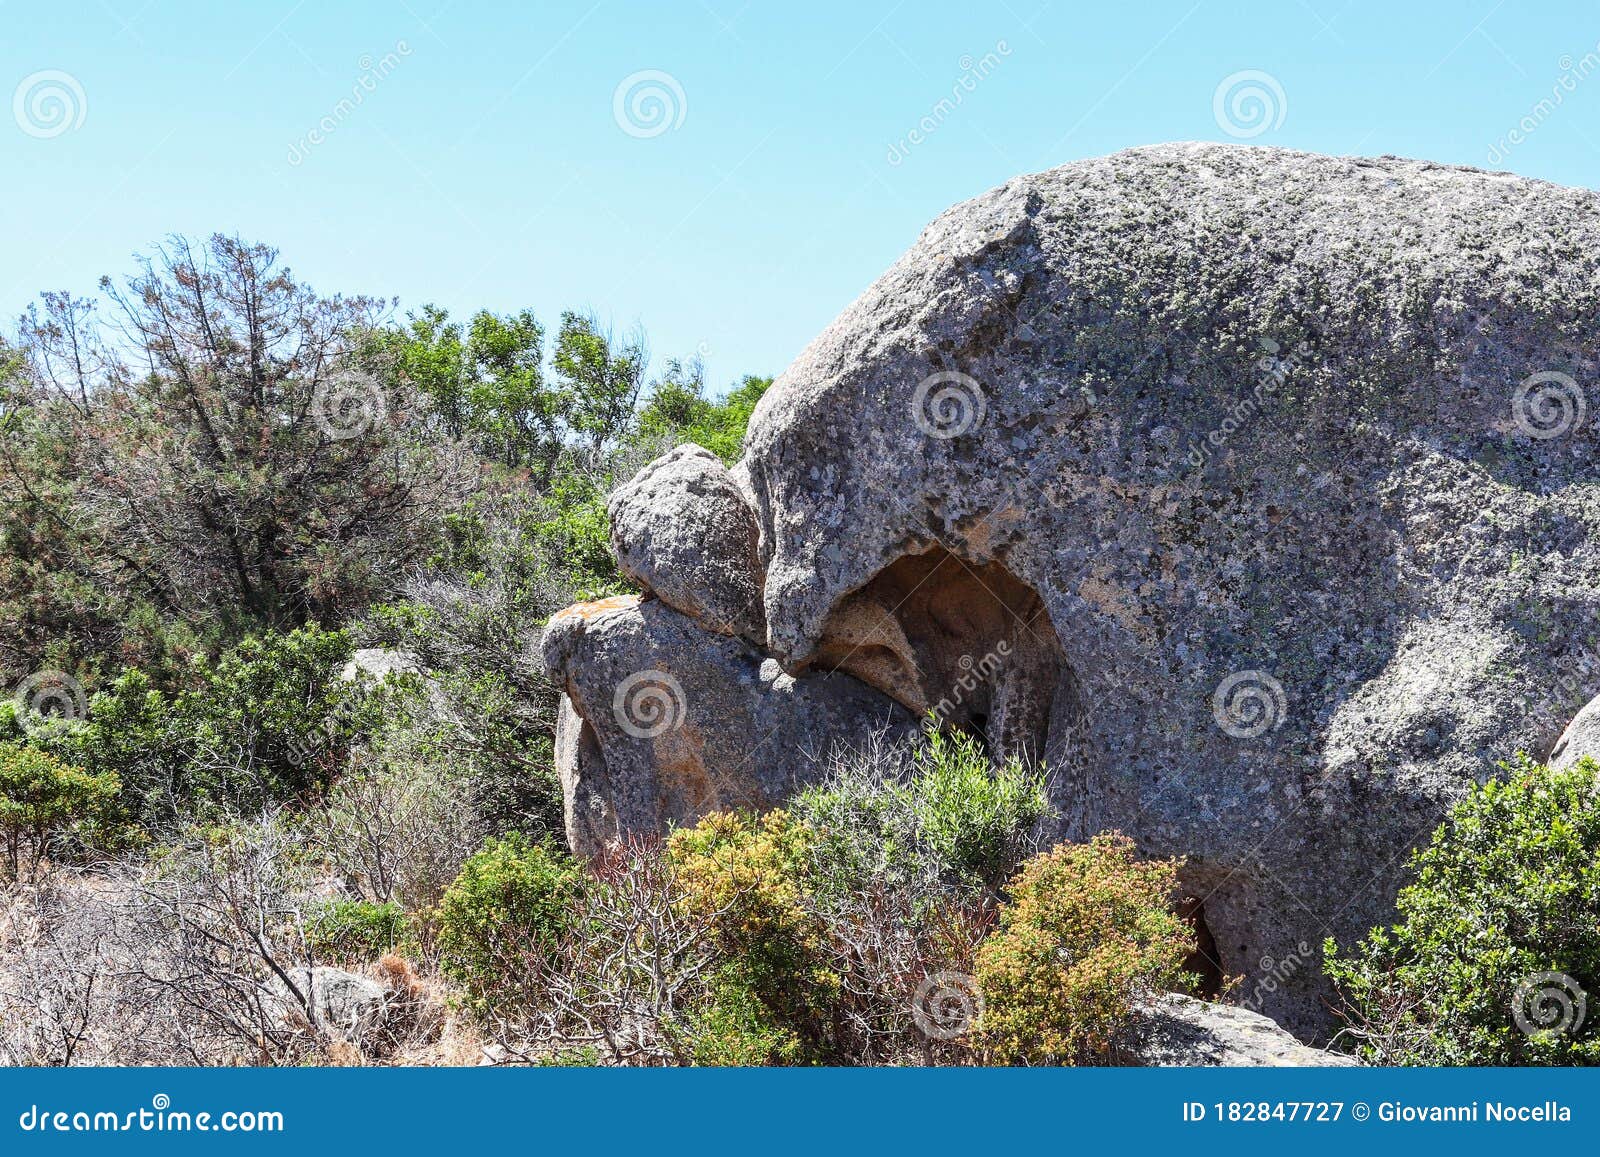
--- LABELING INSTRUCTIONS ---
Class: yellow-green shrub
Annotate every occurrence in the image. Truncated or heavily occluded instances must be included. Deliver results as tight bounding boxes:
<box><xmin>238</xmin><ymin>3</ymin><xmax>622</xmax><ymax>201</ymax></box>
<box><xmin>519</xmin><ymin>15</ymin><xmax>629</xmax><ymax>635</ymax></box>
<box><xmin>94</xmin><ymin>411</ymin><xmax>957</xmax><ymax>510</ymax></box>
<box><xmin>667</xmin><ymin>810</ymin><xmax>838</xmax><ymax>1062</ymax></box>
<box><xmin>435</xmin><ymin>833</ymin><xmax>581</xmax><ymax>1015</ymax></box>
<box><xmin>975</xmin><ymin>834</ymin><xmax>1193</xmax><ymax>1064</ymax></box>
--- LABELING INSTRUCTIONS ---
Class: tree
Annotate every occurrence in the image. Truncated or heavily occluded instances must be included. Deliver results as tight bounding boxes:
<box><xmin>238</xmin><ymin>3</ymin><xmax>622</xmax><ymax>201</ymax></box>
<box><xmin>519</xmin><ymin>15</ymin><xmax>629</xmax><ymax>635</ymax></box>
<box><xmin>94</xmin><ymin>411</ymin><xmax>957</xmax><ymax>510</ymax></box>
<box><xmin>552</xmin><ymin>312</ymin><xmax>646</xmax><ymax>459</ymax></box>
<box><xmin>18</xmin><ymin>234</ymin><xmax>452</xmax><ymax>636</ymax></box>
<box><xmin>363</xmin><ymin>305</ymin><xmax>563</xmax><ymax>472</ymax></box>
<box><xmin>638</xmin><ymin>369</ymin><xmax>771</xmax><ymax>463</ymax></box>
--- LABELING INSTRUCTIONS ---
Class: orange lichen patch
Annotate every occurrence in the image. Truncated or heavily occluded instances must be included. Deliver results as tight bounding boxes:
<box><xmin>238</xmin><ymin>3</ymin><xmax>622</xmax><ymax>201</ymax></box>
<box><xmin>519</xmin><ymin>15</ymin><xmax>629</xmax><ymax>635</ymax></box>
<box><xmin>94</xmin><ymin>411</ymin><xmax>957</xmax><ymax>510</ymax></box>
<box><xmin>549</xmin><ymin>594</ymin><xmax>642</xmax><ymax>623</ymax></box>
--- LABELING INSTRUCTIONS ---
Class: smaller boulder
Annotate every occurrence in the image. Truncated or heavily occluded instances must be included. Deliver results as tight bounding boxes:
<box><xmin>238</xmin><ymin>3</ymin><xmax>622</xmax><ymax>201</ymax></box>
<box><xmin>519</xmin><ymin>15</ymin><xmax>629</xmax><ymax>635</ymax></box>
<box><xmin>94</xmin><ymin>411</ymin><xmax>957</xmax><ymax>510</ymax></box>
<box><xmin>268</xmin><ymin>966</ymin><xmax>388</xmax><ymax>1042</ymax></box>
<box><xmin>1548</xmin><ymin>693</ymin><xmax>1600</xmax><ymax>772</ymax></box>
<box><xmin>541</xmin><ymin>594</ymin><xmax>914</xmax><ymax>858</ymax></box>
<box><xmin>607</xmin><ymin>444</ymin><xmax>766</xmax><ymax>642</ymax></box>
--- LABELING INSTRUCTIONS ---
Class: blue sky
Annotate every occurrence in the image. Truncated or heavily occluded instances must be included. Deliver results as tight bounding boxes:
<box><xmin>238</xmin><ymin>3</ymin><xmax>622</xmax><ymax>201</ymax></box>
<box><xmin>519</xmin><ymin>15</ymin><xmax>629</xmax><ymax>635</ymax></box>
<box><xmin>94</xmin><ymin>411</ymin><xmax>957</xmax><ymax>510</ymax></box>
<box><xmin>5</xmin><ymin>1</ymin><xmax>1600</xmax><ymax>391</ymax></box>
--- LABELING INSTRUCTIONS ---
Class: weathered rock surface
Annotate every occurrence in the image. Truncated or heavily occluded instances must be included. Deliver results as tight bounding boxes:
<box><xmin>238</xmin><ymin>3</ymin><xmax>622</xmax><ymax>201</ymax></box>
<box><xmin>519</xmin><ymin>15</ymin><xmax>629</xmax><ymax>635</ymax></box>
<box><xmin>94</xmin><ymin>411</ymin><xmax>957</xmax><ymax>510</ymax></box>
<box><xmin>607</xmin><ymin>443</ymin><xmax>766</xmax><ymax>641</ymax></box>
<box><xmin>1548</xmin><ymin>693</ymin><xmax>1600</xmax><ymax>771</ymax></box>
<box><xmin>546</xmin><ymin>143</ymin><xmax>1600</xmax><ymax>1039</ymax></box>
<box><xmin>541</xmin><ymin>594</ymin><xmax>914</xmax><ymax>858</ymax></box>
<box><xmin>1128</xmin><ymin>994</ymin><xmax>1358</xmax><ymax>1067</ymax></box>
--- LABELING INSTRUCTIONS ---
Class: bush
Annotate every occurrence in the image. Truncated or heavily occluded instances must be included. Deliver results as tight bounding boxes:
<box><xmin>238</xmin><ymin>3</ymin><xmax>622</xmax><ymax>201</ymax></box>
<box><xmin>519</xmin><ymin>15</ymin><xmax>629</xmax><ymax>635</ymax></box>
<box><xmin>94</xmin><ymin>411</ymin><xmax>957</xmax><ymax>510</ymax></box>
<box><xmin>795</xmin><ymin>726</ymin><xmax>1049</xmax><ymax>896</ymax></box>
<box><xmin>306</xmin><ymin>899</ymin><xmax>405</xmax><ymax>964</ymax></box>
<box><xmin>975</xmin><ymin>834</ymin><xmax>1193</xmax><ymax>1065</ymax></box>
<box><xmin>435</xmin><ymin>834</ymin><xmax>582</xmax><ymax>1014</ymax></box>
<box><xmin>1325</xmin><ymin>756</ymin><xmax>1600</xmax><ymax>1065</ymax></box>
<box><xmin>0</xmin><ymin>742</ymin><xmax>120</xmax><ymax>879</ymax></box>
<box><xmin>312</xmin><ymin>746</ymin><xmax>484</xmax><ymax>916</ymax></box>
<box><xmin>48</xmin><ymin>625</ymin><xmax>386</xmax><ymax>826</ymax></box>
<box><xmin>667</xmin><ymin>810</ymin><xmax>836</xmax><ymax>1063</ymax></box>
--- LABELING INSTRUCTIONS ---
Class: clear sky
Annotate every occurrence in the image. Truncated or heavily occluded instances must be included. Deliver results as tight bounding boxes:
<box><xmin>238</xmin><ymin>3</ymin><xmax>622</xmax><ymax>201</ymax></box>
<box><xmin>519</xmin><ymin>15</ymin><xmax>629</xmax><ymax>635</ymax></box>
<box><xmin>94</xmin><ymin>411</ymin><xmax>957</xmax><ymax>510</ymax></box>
<box><xmin>6</xmin><ymin>1</ymin><xmax>1600</xmax><ymax>391</ymax></box>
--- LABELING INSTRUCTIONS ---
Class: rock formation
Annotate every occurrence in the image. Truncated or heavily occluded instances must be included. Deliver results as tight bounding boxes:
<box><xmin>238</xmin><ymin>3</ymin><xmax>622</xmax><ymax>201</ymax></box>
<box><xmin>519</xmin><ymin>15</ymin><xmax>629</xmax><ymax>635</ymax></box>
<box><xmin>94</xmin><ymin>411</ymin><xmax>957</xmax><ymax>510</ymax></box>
<box><xmin>543</xmin><ymin>142</ymin><xmax>1600</xmax><ymax>1038</ymax></box>
<box><xmin>542</xmin><ymin>594</ymin><xmax>914</xmax><ymax>858</ymax></box>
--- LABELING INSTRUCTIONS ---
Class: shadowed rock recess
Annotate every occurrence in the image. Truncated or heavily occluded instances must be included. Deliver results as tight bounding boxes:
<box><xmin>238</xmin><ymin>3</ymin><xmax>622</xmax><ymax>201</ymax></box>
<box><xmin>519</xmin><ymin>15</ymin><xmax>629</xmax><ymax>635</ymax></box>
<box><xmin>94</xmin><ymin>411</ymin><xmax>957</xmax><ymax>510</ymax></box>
<box><xmin>542</xmin><ymin>142</ymin><xmax>1600</xmax><ymax>1039</ymax></box>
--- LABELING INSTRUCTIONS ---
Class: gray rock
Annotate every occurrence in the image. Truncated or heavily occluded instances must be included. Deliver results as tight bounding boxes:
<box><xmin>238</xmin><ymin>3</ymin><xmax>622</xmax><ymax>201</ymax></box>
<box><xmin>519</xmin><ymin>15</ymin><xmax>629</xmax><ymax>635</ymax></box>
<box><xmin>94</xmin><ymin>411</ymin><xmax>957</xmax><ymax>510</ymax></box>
<box><xmin>607</xmin><ymin>443</ymin><xmax>766</xmax><ymax>642</ymax></box>
<box><xmin>551</xmin><ymin>144</ymin><xmax>1600</xmax><ymax>1039</ymax></box>
<box><xmin>340</xmin><ymin>648</ymin><xmax>422</xmax><ymax>684</ymax></box>
<box><xmin>541</xmin><ymin>594</ymin><xmax>914</xmax><ymax>858</ymax></box>
<box><xmin>268</xmin><ymin>966</ymin><xmax>387</xmax><ymax>1041</ymax></box>
<box><xmin>1128</xmin><ymin>994</ymin><xmax>1359</xmax><ymax>1067</ymax></box>
<box><xmin>1548</xmin><ymin>694</ymin><xmax>1600</xmax><ymax>771</ymax></box>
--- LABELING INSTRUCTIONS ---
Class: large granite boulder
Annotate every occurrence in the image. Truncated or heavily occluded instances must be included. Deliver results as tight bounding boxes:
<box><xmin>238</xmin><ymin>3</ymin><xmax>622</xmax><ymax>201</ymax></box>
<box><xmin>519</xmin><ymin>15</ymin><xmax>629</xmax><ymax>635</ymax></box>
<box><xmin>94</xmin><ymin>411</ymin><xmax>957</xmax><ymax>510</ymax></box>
<box><xmin>546</xmin><ymin>143</ymin><xmax>1600</xmax><ymax>1038</ymax></box>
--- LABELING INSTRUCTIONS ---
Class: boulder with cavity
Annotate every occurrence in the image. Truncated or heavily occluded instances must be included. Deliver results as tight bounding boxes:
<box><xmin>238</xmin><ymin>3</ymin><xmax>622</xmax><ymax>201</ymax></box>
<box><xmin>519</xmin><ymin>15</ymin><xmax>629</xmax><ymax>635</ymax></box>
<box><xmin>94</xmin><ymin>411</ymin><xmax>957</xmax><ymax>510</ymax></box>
<box><xmin>546</xmin><ymin>143</ymin><xmax>1600</xmax><ymax>1039</ymax></box>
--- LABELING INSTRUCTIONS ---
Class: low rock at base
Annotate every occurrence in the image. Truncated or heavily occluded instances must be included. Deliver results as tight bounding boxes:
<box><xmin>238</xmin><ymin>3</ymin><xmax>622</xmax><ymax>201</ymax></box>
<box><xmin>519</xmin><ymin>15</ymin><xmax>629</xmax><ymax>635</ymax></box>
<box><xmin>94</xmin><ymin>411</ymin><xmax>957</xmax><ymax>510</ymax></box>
<box><xmin>1548</xmin><ymin>694</ymin><xmax>1600</xmax><ymax>772</ymax></box>
<box><xmin>1128</xmin><ymin>994</ymin><xmax>1359</xmax><ymax>1067</ymax></box>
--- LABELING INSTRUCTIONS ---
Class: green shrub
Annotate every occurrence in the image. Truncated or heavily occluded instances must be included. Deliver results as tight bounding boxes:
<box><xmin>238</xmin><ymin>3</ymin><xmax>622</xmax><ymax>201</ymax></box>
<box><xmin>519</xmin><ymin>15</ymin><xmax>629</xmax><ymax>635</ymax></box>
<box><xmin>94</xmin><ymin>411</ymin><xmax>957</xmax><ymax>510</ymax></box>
<box><xmin>48</xmin><ymin>625</ymin><xmax>387</xmax><ymax>826</ymax></box>
<box><xmin>0</xmin><ymin>742</ymin><xmax>120</xmax><ymax>878</ymax></box>
<box><xmin>795</xmin><ymin>726</ymin><xmax>1049</xmax><ymax>896</ymax></box>
<box><xmin>1326</xmin><ymin>756</ymin><xmax>1600</xmax><ymax>1065</ymax></box>
<box><xmin>907</xmin><ymin>728</ymin><xmax>1050</xmax><ymax>891</ymax></box>
<box><xmin>687</xmin><ymin>971</ymin><xmax>807</xmax><ymax>1066</ymax></box>
<box><xmin>306</xmin><ymin>899</ymin><xmax>405</xmax><ymax>963</ymax></box>
<box><xmin>436</xmin><ymin>833</ymin><xmax>581</xmax><ymax>1013</ymax></box>
<box><xmin>975</xmin><ymin>834</ymin><xmax>1193</xmax><ymax>1065</ymax></box>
